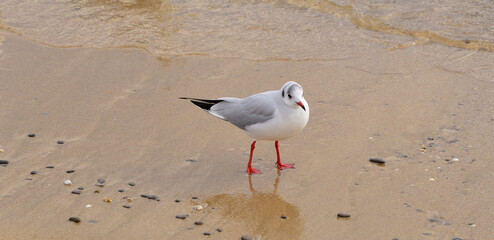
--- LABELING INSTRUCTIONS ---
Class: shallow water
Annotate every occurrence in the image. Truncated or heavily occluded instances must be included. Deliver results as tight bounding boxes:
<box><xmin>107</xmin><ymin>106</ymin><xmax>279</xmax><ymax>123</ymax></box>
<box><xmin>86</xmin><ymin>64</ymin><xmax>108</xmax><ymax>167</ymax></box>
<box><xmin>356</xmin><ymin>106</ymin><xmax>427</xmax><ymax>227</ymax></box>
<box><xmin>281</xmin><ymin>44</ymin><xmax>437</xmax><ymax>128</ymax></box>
<box><xmin>1</xmin><ymin>0</ymin><xmax>493</xmax><ymax>61</ymax></box>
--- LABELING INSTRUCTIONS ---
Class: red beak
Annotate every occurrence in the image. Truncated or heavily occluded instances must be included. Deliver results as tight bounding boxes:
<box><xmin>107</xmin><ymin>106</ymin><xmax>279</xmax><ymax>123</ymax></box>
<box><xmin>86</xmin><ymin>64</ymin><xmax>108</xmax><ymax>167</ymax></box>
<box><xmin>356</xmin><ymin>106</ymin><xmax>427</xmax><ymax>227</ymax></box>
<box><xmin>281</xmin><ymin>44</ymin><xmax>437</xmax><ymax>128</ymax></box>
<box><xmin>297</xmin><ymin>101</ymin><xmax>306</xmax><ymax>111</ymax></box>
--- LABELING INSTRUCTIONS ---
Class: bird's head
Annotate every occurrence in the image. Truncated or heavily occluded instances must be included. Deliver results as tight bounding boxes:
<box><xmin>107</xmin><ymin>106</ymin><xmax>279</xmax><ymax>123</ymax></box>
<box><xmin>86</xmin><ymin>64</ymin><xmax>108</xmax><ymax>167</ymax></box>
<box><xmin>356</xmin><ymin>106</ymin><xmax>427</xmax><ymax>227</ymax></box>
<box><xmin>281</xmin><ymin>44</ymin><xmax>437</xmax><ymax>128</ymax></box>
<box><xmin>280</xmin><ymin>81</ymin><xmax>307</xmax><ymax>111</ymax></box>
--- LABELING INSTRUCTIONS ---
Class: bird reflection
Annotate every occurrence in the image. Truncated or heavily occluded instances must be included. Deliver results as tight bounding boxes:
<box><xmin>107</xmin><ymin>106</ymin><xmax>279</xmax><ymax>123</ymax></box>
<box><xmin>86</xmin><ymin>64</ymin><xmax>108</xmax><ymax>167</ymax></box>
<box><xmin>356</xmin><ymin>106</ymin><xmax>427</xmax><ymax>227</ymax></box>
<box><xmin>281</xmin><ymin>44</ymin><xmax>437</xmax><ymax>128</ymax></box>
<box><xmin>206</xmin><ymin>170</ymin><xmax>303</xmax><ymax>239</ymax></box>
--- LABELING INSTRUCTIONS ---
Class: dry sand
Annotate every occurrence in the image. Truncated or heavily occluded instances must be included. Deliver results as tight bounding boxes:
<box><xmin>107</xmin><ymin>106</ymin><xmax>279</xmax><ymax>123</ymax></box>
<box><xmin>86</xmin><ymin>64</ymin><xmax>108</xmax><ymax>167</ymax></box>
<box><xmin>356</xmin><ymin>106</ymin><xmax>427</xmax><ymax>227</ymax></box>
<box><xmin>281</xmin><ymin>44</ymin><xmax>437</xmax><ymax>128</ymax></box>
<box><xmin>2</xmin><ymin>5</ymin><xmax>494</xmax><ymax>239</ymax></box>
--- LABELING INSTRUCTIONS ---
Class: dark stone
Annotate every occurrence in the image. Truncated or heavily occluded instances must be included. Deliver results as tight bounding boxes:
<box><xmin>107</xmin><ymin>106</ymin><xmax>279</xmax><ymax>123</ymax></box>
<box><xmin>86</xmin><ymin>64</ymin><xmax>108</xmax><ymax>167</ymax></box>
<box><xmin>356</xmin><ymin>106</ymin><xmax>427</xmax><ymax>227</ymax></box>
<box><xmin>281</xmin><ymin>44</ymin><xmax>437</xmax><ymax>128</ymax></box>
<box><xmin>118</xmin><ymin>189</ymin><xmax>125</xmax><ymax>193</ymax></box>
<box><xmin>45</xmin><ymin>166</ymin><xmax>54</xmax><ymax>169</ymax></box>
<box><xmin>192</xmin><ymin>196</ymin><xmax>198</xmax><ymax>200</ymax></box>
<box><xmin>451</xmin><ymin>238</ymin><xmax>463</xmax><ymax>240</ymax></box>
<box><xmin>281</xmin><ymin>216</ymin><xmax>288</xmax><ymax>219</ymax></box>
<box><xmin>195</xmin><ymin>221</ymin><xmax>203</xmax><ymax>225</ymax></box>
<box><xmin>128</xmin><ymin>182</ymin><xmax>135</xmax><ymax>186</ymax></box>
<box><xmin>77</xmin><ymin>187</ymin><xmax>84</xmax><ymax>190</ymax></box>
<box><xmin>123</xmin><ymin>205</ymin><xmax>131</xmax><ymax>209</ymax></box>
<box><xmin>175</xmin><ymin>199</ymin><xmax>181</xmax><ymax>203</ymax></box>
<box><xmin>25</xmin><ymin>178</ymin><xmax>32</xmax><ymax>181</ymax></box>
<box><xmin>28</xmin><ymin>134</ymin><xmax>36</xmax><ymax>137</ymax></box>
<box><xmin>203</xmin><ymin>232</ymin><xmax>211</xmax><ymax>236</ymax></box>
<box><xmin>176</xmin><ymin>214</ymin><xmax>189</xmax><ymax>219</ymax></box>
<box><xmin>337</xmin><ymin>213</ymin><xmax>351</xmax><ymax>219</ymax></box>
<box><xmin>97</xmin><ymin>178</ymin><xmax>105</xmax><ymax>184</ymax></box>
<box><xmin>216</xmin><ymin>228</ymin><xmax>223</xmax><ymax>232</ymax></box>
<box><xmin>66</xmin><ymin>170</ymin><xmax>75</xmax><ymax>173</ymax></box>
<box><xmin>72</xmin><ymin>190</ymin><xmax>82</xmax><ymax>194</ymax></box>
<box><xmin>141</xmin><ymin>194</ymin><xmax>149</xmax><ymax>198</ymax></box>
<box><xmin>30</xmin><ymin>171</ymin><xmax>38</xmax><ymax>175</ymax></box>
<box><xmin>147</xmin><ymin>195</ymin><xmax>159</xmax><ymax>201</ymax></box>
<box><xmin>369</xmin><ymin>158</ymin><xmax>386</xmax><ymax>165</ymax></box>
<box><xmin>241</xmin><ymin>235</ymin><xmax>254</xmax><ymax>240</ymax></box>
<box><xmin>69</xmin><ymin>217</ymin><xmax>81</xmax><ymax>223</ymax></box>
<box><xmin>57</xmin><ymin>140</ymin><xmax>64</xmax><ymax>144</ymax></box>
<box><xmin>0</xmin><ymin>160</ymin><xmax>9</xmax><ymax>165</ymax></box>
<box><xmin>186</xmin><ymin>159</ymin><xmax>197</xmax><ymax>162</ymax></box>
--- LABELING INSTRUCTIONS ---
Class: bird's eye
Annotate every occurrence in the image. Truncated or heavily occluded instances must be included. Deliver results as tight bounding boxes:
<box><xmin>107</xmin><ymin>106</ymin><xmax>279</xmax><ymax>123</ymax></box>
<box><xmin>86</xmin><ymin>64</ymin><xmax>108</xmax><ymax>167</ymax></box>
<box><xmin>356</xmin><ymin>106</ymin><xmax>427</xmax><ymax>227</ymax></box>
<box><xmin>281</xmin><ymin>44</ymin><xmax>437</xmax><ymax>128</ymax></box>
<box><xmin>288</xmin><ymin>94</ymin><xmax>292</xmax><ymax>99</ymax></box>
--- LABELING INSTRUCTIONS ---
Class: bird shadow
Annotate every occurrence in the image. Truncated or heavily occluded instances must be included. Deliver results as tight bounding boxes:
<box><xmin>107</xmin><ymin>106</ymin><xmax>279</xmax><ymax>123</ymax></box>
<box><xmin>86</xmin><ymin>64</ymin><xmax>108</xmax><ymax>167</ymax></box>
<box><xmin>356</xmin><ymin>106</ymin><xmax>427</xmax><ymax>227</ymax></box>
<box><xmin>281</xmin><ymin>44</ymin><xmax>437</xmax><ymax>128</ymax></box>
<box><xmin>206</xmin><ymin>170</ymin><xmax>303</xmax><ymax>238</ymax></box>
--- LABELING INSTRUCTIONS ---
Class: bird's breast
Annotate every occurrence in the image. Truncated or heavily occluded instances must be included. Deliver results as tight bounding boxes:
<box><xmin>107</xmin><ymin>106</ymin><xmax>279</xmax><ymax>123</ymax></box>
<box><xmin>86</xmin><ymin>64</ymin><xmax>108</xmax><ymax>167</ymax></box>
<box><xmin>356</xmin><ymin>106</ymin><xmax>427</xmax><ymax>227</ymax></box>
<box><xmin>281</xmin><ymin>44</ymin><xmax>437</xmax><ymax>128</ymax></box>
<box><xmin>245</xmin><ymin>106</ymin><xmax>309</xmax><ymax>141</ymax></box>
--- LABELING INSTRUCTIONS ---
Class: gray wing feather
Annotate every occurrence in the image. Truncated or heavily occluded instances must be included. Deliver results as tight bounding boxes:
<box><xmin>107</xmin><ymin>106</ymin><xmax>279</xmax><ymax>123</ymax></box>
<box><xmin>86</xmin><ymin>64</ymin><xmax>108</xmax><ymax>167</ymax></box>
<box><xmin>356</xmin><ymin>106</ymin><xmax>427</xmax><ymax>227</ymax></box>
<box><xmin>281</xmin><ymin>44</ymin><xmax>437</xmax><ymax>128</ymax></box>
<box><xmin>210</xmin><ymin>93</ymin><xmax>276</xmax><ymax>129</ymax></box>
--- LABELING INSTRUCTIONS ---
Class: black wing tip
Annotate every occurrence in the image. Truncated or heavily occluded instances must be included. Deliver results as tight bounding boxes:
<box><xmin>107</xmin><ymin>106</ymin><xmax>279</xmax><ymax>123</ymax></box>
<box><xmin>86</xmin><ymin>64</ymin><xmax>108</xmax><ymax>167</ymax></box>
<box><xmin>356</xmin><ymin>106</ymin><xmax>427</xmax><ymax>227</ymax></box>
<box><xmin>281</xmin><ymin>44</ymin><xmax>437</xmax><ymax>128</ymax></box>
<box><xmin>180</xmin><ymin>97</ymin><xmax>224</xmax><ymax>111</ymax></box>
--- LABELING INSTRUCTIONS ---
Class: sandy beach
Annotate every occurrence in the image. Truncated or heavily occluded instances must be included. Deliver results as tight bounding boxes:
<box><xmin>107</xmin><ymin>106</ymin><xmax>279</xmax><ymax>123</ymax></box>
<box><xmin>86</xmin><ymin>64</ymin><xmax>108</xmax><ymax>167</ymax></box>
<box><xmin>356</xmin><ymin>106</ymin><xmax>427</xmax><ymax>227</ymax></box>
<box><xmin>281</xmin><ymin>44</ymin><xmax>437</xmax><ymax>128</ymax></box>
<box><xmin>1</xmin><ymin>1</ymin><xmax>494</xmax><ymax>239</ymax></box>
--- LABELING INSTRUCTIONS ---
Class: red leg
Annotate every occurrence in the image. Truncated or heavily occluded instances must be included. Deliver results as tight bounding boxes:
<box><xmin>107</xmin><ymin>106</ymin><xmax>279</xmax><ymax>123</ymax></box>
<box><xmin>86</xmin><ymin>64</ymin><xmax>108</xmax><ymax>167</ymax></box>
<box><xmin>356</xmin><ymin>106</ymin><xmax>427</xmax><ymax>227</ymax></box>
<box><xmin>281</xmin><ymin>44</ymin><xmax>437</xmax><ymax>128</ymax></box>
<box><xmin>247</xmin><ymin>140</ymin><xmax>261</xmax><ymax>175</ymax></box>
<box><xmin>275</xmin><ymin>141</ymin><xmax>294</xmax><ymax>170</ymax></box>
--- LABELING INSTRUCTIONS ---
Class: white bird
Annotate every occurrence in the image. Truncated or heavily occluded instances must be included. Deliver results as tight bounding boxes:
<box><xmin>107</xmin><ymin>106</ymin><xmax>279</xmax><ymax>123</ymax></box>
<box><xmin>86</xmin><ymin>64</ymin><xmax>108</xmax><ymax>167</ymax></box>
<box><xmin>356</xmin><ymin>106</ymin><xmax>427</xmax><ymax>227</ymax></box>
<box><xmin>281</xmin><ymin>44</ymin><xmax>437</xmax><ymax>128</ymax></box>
<box><xmin>180</xmin><ymin>81</ymin><xmax>309</xmax><ymax>175</ymax></box>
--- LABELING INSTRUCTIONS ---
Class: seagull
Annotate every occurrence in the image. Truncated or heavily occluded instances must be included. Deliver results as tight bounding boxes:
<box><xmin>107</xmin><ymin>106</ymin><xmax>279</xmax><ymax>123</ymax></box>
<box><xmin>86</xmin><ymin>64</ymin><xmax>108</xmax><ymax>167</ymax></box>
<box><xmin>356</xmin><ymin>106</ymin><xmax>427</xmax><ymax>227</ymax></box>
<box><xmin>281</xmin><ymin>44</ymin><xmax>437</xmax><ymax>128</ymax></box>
<box><xmin>180</xmin><ymin>81</ymin><xmax>309</xmax><ymax>175</ymax></box>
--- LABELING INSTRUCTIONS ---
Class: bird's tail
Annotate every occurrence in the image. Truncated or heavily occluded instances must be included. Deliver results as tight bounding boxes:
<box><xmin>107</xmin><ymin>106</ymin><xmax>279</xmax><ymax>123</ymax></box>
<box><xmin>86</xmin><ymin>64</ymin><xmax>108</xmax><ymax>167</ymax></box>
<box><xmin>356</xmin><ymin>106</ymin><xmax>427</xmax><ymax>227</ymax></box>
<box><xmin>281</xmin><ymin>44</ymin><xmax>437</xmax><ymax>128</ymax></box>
<box><xmin>179</xmin><ymin>97</ymin><xmax>224</xmax><ymax>111</ymax></box>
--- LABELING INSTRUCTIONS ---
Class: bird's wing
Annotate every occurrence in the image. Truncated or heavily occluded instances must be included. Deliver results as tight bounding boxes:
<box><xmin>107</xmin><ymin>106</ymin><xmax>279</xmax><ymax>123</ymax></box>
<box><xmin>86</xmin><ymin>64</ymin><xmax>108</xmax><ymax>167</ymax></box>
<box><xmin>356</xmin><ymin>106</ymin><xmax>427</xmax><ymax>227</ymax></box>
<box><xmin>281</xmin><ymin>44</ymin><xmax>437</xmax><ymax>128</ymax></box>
<box><xmin>211</xmin><ymin>92</ymin><xmax>278</xmax><ymax>130</ymax></box>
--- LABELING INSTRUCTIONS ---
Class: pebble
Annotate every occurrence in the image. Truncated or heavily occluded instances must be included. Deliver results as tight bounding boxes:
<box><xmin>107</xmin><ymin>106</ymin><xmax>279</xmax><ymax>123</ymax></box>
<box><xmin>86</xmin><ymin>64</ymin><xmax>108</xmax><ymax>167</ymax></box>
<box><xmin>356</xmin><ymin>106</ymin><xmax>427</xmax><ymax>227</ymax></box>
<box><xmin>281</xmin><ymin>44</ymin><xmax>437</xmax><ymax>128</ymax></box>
<box><xmin>97</xmin><ymin>178</ymin><xmax>105</xmax><ymax>184</ymax></box>
<box><xmin>118</xmin><ymin>189</ymin><xmax>125</xmax><ymax>193</ymax></box>
<box><xmin>429</xmin><ymin>178</ymin><xmax>436</xmax><ymax>182</ymax></box>
<box><xmin>216</xmin><ymin>228</ymin><xmax>223</xmax><ymax>232</ymax></box>
<box><xmin>123</xmin><ymin>205</ymin><xmax>132</xmax><ymax>209</ymax></box>
<box><xmin>78</xmin><ymin>187</ymin><xmax>84</xmax><ymax>190</ymax></box>
<box><xmin>141</xmin><ymin>194</ymin><xmax>149</xmax><ymax>198</ymax></box>
<box><xmin>69</xmin><ymin>217</ymin><xmax>81</xmax><ymax>223</ymax></box>
<box><xmin>66</xmin><ymin>170</ymin><xmax>75</xmax><ymax>173</ymax></box>
<box><xmin>192</xmin><ymin>196</ymin><xmax>199</xmax><ymax>200</ymax></box>
<box><xmin>451</xmin><ymin>238</ymin><xmax>463</xmax><ymax>240</ymax></box>
<box><xmin>95</xmin><ymin>183</ymin><xmax>105</xmax><ymax>187</ymax></box>
<box><xmin>57</xmin><ymin>140</ymin><xmax>64</xmax><ymax>144</ymax></box>
<box><xmin>280</xmin><ymin>216</ymin><xmax>288</xmax><ymax>219</ymax></box>
<box><xmin>0</xmin><ymin>160</ymin><xmax>8</xmax><ymax>165</ymax></box>
<box><xmin>103</xmin><ymin>197</ymin><xmax>112</xmax><ymax>203</ymax></box>
<box><xmin>94</xmin><ymin>190</ymin><xmax>100</xmax><ymax>193</ymax></box>
<box><xmin>88</xmin><ymin>220</ymin><xmax>98</xmax><ymax>223</ymax></box>
<box><xmin>451</xmin><ymin>158</ymin><xmax>459</xmax><ymax>162</ymax></box>
<box><xmin>86</xmin><ymin>205</ymin><xmax>92</xmax><ymax>208</ymax></box>
<box><xmin>175</xmin><ymin>199</ymin><xmax>181</xmax><ymax>203</ymax></box>
<box><xmin>147</xmin><ymin>195</ymin><xmax>160</xmax><ymax>201</ymax></box>
<box><xmin>176</xmin><ymin>214</ymin><xmax>189</xmax><ymax>219</ymax></box>
<box><xmin>28</xmin><ymin>134</ymin><xmax>36</xmax><ymax>137</ymax></box>
<box><xmin>203</xmin><ymin>232</ymin><xmax>211</xmax><ymax>236</ymax></box>
<box><xmin>186</xmin><ymin>159</ymin><xmax>197</xmax><ymax>162</ymax></box>
<box><xmin>72</xmin><ymin>190</ymin><xmax>82</xmax><ymax>194</ymax></box>
<box><xmin>369</xmin><ymin>158</ymin><xmax>386</xmax><ymax>165</ymax></box>
<box><xmin>128</xmin><ymin>182</ymin><xmax>135</xmax><ymax>186</ymax></box>
<box><xmin>428</xmin><ymin>217</ymin><xmax>449</xmax><ymax>225</ymax></box>
<box><xmin>25</xmin><ymin>178</ymin><xmax>32</xmax><ymax>181</ymax></box>
<box><xmin>46</xmin><ymin>166</ymin><xmax>54</xmax><ymax>169</ymax></box>
<box><xmin>194</xmin><ymin>221</ymin><xmax>203</xmax><ymax>225</ymax></box>
<box><xmin>30</xmin><ymin>171</ymin><xmax>38</xmax><ymax>175</ymax></box>
<box><xmin>241</xmin><ymin>235</ymin><xmax>254</xmax><ymax>240</ymax></box>
<box><xmin>337</xmin><ymin>213</ymin><xmax>351</xmax><ymax>219</ymax></box>
<box><xmin>194</xmin><ymin>205</ymin><xmax>203</xmax><ymax>210</ymax></box>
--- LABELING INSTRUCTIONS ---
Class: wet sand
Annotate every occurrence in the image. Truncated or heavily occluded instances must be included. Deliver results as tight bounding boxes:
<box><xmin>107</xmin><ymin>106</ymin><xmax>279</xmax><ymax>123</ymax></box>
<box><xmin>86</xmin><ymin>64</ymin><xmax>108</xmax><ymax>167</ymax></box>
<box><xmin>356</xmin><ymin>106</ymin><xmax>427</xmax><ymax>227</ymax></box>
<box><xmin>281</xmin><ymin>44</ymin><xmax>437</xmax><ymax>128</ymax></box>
<box><xmin>2</xmin><ymin>2</ymin><xmax>494</xmax><ymax>239</ymax></box>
